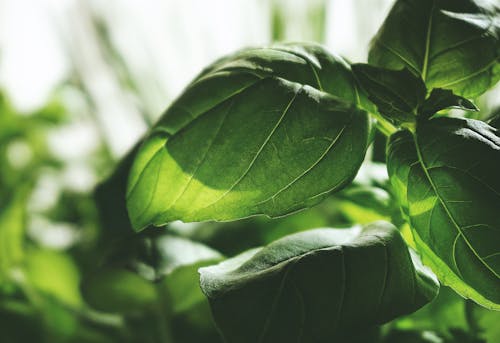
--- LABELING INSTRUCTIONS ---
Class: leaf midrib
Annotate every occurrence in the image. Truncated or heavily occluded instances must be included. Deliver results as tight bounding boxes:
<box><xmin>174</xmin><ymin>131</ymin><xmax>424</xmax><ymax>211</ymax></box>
<box><xmin>189</xmin><ymin>86</ymin><xmax>303</xmax><ymax>215</ymax></box>
<box><xmin>421</xmin><ymin>1</ymin><xmax>436</xmax><ymax>82</ymax></box>
<box><xmin>412</xmin><ymin>132</ymin><xmax>499</xmax><ymax>279</ymax></box>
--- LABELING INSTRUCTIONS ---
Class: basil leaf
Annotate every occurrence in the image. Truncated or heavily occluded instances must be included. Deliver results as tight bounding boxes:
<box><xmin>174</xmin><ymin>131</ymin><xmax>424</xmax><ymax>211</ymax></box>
<box><xmin>352</xmin><ymin>64</ymin><xmax>427</xmax><ymax>125</ymax></box>
<box><xmin>199</xmin><ymin>221</ymin><xmax>438</xmax><ymax>343</ymax></box>
<box><xmin>370</xmin><ymin>0</ymin><xmax>500</xmax><ymax>98</ymax></box>
<box><xmin>418</xmin><ymin>88</ymin><xmax>478</xmax><ymax>117</ymax></box>
<box><xmin>387</xmin><ymin>117</ymin><xmax>500</xmax><ymax>309</ymax></box>
<box><xmin>127</xmin><ymin>44</ymin><xmax>371</xmax><ymax>231</ymax></box>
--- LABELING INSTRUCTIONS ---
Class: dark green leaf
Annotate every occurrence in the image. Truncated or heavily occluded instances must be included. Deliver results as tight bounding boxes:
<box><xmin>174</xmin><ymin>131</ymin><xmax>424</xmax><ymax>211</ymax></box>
<box><xmin>370</xmin><ymin>0</ymin><xmax>500</xmax><ymax>98</ymax></box>
<box><xmin>81</xmin><ymin>269</ymin><xmax>158</xmax><ymax>314</ymax></box>
<box><xmin>387</xmin><ymin>117</ymin><xmax>500</xmax><ymax>309</ymax></box>
<box><xmin>488</xmin><ymin>112</ymin><xmax>500</xmax><ymax>129</ymax></box>
<box><xmin>199</xmin><ymin>221</ymin><xmax>438</xmax><ymax>343</ymax></box>
<box><xmin>103</xmin><ymin>231</ymin><xmax>221</xmax><ymax>282</ymax></box>
<box><xmin>418</xmin><ymin>88</ymin><xmax>478</xmax><ymax>117</ymax></box>
<box><xmin>352</xmin><ymin>64</ymin><xmax>427</xmax><ymax>125</ymax></box>
<box><xmin>127</xmin><ymin>44</ymin><xmax>372</xmax><ymax>231</ymax></box>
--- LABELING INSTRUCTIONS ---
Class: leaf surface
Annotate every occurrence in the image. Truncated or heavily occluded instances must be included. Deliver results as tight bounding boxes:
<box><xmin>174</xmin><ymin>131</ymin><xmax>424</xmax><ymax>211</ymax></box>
<box><xmin>370</xmin><ymin>0</ymin><xmax>500</xmax><ymax>98</ymax></box>
<box><xmin>199</xmin><ymin>221</ymin><xmax>438</xmax><ymax>343</ymax></box>
<box><xmin>127</xmin><ymin>44</ymin><xmax>372</xmax><ymax>230</ymax></box>
<box><xmin>387</xmin><ymin>117</ymin><xmax>500</xmax><ymax>309</ymax></box>
<box><xmin>418</xmin><ymin>88</ymin><xmax>478</xmax><ymax>117</ymax></box>
<box><xmin>352</xmin><ymin>64</ymin><xmax>426</xmax><ymax>125</ymax></box>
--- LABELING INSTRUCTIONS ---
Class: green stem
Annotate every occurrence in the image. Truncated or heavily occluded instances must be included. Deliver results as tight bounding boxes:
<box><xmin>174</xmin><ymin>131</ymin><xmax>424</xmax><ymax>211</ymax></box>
<box><xmin>369</xmin><ymin>112</ymin><xmax>397</xmax><ymax>137</ymax></box>
<box><xmin>154</xmin><ymin>283</ymin><xmax>174</xmax><ymax>343</ymax></box>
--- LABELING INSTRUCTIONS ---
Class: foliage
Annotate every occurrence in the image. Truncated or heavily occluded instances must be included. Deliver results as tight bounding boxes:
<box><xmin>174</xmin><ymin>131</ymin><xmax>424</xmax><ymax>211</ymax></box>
<box><xmin>1</xmin><ymin>0</ymin><xmax>499</xmax><ymax>342</ymax></box>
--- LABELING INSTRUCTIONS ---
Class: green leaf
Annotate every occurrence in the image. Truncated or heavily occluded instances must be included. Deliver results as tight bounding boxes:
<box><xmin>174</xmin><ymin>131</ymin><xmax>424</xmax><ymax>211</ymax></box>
<box><xmin>387</xmin><ymin>117</ymin><xmax>500</xmax><ymax>309</ymax></box>
<box><xmin>470</xmin><ymin>301</ymin><xmax>500</xmax><ymax>342</ymax></box>
<box><xmin>25</xmin><ymin>250</ymin><xmax>83</xmax><ymax>308</ymax></box>
<box><xmin>127</xmin><ymin>44</ymin><xmax>372</xmax><ymax>231</ymax></box>
<box><xmin>103</xmin><ymin>231</ymin><xmax>221</xmax><ymax>282</ymax></box>
<box><xmin>352</xmin><ymin>64</ymin><xmax>427</xmax><ymax>125</ymax></box>
<box><xmin>369</xmin><ymin>0</ymin><xmax>500</xmax><ymax>98</ymax></box>
<box><xmin>0</xmin><ymin>191</ymin><xmax>28</xmax><ymax>282</ymax></box>
<box><xmin>82</xmin><ymin>232</ymin><xmax>221</xmax><ymax>315</ymax></box>
<box><xmin>199</xmin><ymin>221</ymin><xmax>438</xmax><ymax>342</ymax></box>
<box><xmin>81</xmin><ymin>268</ymin><xmax>158</xmax><ymax>314</ymax></box>
<box><xmin>390</xmin><ymin>286</ymin><xmax>469</xmax><ymax>337</ymax></box>
<box><xmin>418</xmin><ymin>88</ymin><xmax>478</xmax><ymax>117</ymax></box>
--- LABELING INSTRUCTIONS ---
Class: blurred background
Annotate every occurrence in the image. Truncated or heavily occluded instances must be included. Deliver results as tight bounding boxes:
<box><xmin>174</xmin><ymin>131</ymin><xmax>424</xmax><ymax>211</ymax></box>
<box><xmin>1</xmin><ymin>0</ymin><xmax>499</xmax><ymax>342</ymax></box>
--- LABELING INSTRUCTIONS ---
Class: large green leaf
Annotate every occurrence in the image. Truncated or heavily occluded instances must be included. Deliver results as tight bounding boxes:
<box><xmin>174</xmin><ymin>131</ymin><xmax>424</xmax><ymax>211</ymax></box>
<box><xmin>369</xmin><ymin>0</ymin><xmax>500</xmax><ymax>98</ymax></box>
<box><xmin>127</xmin><ymin>44</ymin><xmax>372</xmax><ymax>231</ymax></box>
<box><xmin>387</xmin><ymin>117</ymin><xmax>500</xmax><ymax>309</ymax></box>
<box><xmin>199</xmin><ymin>221</ymin><xmax>438</xmax><ymax>343</ymax></box>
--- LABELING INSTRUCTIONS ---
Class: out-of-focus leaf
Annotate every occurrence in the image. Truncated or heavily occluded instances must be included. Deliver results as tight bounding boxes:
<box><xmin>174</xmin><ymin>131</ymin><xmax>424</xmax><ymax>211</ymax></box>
<box><xmin>200</xmin><ymin>221</ymin><xmax>438</xmax><ymax>342</ymax></box>
<box><xmin>81</xmin><ymin>269</ymin><xmax>157</xmax><ymax>314</ymax></box>
<box><xmin>390</xmin><ymin>286</ymin><xmax>469</xmax><ymax>336</ymax></box>
<box><xmin>370</xmin><ymin>0</ymin><xmax>500</xmax><ymax>98</ymax></box>
<box><xmin>94</xmin><ymin>141</ymin><xmax>143</xmax><ymax>240</ymax></box>
<box><xmin>127</xmin><ymin>43</ymin><xmax>372</xmax><ymax>231</ymax></box>
<box><xmin>24</xmin><ymin>249</ymin><xmax>82</xmax><ymax>308</ymax></box>
<box><xmin>387</xmin><ymin>117</ymin><xmax>500</xmax><ymax>309</ymax></box>
<box><xmin>161</xmin><ymin>261</ymin><xmax>223</xmax><ymax>343</ymax></box>
<box><xmin>0</xmin><ymin>191</ymin><xmax>28</xmax><ymax>281</ymax></box>
<box><xmin>338</xmin><ymin>186</ymin><xmax>392</xmax><ymax>224</ymax></box>
<box><xmin>469</xmin><ymin>302</ymin><xmax>500</xmax><ymax>342</ymax></box>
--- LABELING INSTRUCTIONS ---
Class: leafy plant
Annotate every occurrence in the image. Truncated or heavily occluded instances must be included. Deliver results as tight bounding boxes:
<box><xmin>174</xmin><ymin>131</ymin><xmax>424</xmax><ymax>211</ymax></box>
<box><xmin>2</xmin><ymin>0</ymin><xmax>498</xmax><ymax>342</ymax></box>
<box><xmin>103</xmin><ymin>0</ymin><xmax>500</xmax><ymax>341</ymax></box>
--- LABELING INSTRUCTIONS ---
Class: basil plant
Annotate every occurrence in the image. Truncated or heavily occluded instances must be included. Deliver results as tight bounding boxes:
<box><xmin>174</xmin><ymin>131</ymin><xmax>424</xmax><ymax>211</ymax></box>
<box><xmin>91</xmin><ymin>0</ymin><xmax>500</xmax><ymax>342</ymax></box>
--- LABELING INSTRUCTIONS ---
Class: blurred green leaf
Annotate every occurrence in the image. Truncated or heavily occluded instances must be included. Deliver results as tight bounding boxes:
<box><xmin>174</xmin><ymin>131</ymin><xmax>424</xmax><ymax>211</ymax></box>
<box><xmin>0</xmin><ymin>190</ymin><xmax>28</xmax><ymax>282</ymax></box>
<box><xmin>25</xmin><ymin>249</ymin><xmax>83</xmax><ymax>308</ymax></box>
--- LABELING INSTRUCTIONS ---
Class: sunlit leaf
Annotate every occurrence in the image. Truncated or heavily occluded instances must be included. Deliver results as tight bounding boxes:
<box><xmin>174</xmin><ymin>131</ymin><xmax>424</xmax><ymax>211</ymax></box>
<box><xmin>126</xmin><ymin>44</ymin><xmax>372</xmax><ymax>231</ymax></box>
<box><xmin>370</xmin><ymin>0</ymin><xmax>500</xmax><ymax>98</ymax></box>
<box><xmin>387</xmin><ymin>117</ymin><xmax>500</xmax><ymax>309</ymax></box>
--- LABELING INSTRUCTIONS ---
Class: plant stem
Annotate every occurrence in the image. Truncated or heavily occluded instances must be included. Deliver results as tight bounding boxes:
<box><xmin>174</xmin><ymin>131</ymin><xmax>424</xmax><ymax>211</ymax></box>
<box><xmin>370</xmin><ymin>112</ymin><xmax>397</xmax><ymax>137</ymax></box>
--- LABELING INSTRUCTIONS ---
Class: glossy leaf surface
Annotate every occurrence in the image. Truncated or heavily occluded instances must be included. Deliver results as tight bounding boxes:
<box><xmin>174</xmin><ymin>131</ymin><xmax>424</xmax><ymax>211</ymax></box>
<box><xmin>418</xmin><ymin>88</ymin><xmax>478</xmax><ymax>118</ymax></box>
<box><xmin>352</xmin><ymin>64</ymin><xmax>426</xmax><ymax>125</ymax></box>
<box><xmin>369</xmin><ymin>0</ymin><xmax>500</xmax><ymax>98</ymax></box>
<box><xmin>199</xmin><ymin>221</ymin><xmax>438</xmax><ymax>343</ymax></box>
<box><xmin>127</xmin><ymin>44</ymin><xmax>371</xmax><ymax>230</ymax></box>
<box><xmin>387</xmin><ymin>117</ymin><xmax>500</xmax><ymax>309</ymax></box>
